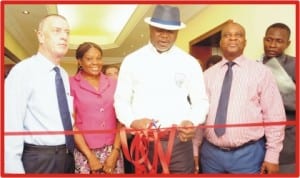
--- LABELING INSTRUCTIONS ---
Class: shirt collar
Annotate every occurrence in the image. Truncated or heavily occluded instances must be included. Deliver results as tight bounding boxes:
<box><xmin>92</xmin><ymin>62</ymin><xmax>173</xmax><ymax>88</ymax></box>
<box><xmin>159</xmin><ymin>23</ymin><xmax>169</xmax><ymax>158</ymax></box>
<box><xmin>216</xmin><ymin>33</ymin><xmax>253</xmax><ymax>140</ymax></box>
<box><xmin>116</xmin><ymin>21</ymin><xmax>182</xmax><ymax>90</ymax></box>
<box><xmin>148</xmin><ymin>42</ymin><xmax>174</xmax><ymax>55</ymax></box>
<box><xmin>219</xmin><ymin>55</ymin><xmax>245</xmax><ymax>68</ymax></box>
<box><xmin>73</xmin><ymin>71</ymin><xmax>111</xmax><ymax>94</ymax></box>
<box><xmin>36</xmin><ymin>52</ymin><xmax>58</xmax><ymax>72</ymax></box>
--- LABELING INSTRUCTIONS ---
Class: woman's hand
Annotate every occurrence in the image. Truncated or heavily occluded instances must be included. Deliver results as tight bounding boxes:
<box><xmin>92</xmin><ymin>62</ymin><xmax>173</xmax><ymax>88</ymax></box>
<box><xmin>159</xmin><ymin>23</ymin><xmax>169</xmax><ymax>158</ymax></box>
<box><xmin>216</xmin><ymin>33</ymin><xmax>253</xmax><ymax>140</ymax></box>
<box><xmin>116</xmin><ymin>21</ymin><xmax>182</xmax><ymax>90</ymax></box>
<box><xmin>102</xmin><ymin>147</ymin><xmax>120</xmax><ymax>174</ymax></box>
<box><xmin>86</xmin><ymin>152</ymin><xmax>103</xmax><ymax>174</ymax></box>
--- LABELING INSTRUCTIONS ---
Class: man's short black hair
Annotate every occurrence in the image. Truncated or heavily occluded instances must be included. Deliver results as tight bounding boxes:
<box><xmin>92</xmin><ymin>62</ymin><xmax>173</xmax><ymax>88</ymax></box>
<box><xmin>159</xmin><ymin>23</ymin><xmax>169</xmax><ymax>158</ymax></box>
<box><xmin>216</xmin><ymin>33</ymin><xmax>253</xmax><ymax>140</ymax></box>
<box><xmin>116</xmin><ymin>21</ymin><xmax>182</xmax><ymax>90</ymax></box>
<box><xmin>265</xmin><ymin>23</ymin><xmax>291</xmax><ymax>39</ymax></box>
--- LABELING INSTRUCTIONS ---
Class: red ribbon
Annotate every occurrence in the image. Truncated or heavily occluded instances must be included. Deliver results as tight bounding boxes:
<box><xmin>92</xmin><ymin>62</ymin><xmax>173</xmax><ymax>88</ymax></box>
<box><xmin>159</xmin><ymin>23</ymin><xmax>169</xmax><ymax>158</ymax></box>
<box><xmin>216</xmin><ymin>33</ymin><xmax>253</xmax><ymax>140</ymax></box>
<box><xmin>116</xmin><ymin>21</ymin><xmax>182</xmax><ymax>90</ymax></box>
<box><xmin>4</xmin><ymin>120</ymin><xmax>294</xmax><ymax>173</ymax></box>
<box><xmin>4</xmin><ymin>120</ymin><xmax>294</xmax><ymax>136</ymax></box>
<box><xmin>120</xmin><ymin>127</ymin><xmax>176</xmax><ymax>174</ymax></box>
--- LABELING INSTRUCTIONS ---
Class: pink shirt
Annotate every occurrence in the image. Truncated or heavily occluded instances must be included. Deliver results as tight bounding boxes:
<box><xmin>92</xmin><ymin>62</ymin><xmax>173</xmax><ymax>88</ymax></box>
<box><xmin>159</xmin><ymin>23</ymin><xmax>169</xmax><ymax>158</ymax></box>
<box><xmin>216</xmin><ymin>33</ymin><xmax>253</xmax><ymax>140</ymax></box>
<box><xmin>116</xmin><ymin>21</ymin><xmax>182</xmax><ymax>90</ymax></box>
<box><xmin>203</xmin><ymin>55</ymin><xmax>285</xmax><ymax>164</ymax></box>
<box><xmin>70</xmin><ymin>72</ymin><xmax>117</xmax><ymax>149</ymax></box>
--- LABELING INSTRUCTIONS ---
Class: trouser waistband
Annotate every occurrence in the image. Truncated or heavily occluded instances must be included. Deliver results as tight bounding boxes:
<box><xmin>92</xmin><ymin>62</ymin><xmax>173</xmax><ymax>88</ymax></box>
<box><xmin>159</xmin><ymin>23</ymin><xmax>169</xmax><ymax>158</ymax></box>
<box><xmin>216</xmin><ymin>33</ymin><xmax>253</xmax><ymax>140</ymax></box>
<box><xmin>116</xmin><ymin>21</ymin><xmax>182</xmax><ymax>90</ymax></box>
<box><xmin>206</xmin><ymin>137</ymin><xmax>265</xmax><ymax>152</ymax></box>
<box><xmin>24</xmin><ymin>143</ymin><xmax>71</xmax><ymax>154</ymax></box>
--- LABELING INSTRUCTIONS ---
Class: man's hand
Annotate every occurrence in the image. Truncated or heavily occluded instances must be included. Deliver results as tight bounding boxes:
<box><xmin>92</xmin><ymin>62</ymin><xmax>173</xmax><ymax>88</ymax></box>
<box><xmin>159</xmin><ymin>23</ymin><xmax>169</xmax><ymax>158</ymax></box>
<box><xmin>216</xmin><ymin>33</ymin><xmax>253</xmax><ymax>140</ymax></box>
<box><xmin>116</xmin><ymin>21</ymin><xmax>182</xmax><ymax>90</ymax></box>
<box><xmin>130</xmin><ymin>118</ymin><xmax>153</xmax><ymax>129</ymax></box>
<box><xmin>177</xmin><ymin>120</ymin><xmax>195</xmax><ymax>142</ymax></box>
<box><xmin>260</xmin><ymin>161</ymin><xmax>279</xmax><ymax>174</ymax></box>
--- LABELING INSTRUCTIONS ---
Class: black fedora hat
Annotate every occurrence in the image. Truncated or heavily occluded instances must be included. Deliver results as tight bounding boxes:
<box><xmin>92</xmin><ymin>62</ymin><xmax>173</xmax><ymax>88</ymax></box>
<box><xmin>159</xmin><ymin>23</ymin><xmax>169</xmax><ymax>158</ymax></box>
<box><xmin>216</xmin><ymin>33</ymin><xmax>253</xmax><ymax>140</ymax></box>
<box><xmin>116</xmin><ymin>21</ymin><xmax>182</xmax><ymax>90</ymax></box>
<box><xmin>144</xmin><ymin>5</ymin><xmax>186</xmax><ymax>30</ymax></box>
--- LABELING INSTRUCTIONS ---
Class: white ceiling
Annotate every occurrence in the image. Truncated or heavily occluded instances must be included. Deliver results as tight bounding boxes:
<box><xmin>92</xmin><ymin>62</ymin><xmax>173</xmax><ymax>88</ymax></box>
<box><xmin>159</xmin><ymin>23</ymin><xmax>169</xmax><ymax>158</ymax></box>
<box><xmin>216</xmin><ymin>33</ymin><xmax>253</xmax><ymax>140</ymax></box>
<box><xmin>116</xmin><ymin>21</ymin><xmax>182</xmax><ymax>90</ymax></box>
<box><xmin>4</xmin><ymin>4</ymin><xmax>207</xmax><ymax>64</ymax></box>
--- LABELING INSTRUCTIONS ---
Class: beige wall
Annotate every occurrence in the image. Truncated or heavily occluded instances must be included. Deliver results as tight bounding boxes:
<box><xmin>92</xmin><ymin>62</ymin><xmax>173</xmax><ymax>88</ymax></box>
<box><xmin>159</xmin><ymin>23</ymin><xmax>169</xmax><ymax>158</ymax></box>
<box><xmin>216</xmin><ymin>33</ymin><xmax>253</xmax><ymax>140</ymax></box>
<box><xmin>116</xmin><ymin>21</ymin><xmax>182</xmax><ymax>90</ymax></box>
<box><xmin>5</xmin><ymin>30</ymin><xmax>29</xmax><ymax>60</ymax></box>
<box><xmin>61</xmin><ymin>62</ymin><xmax>78</xmax><ymax>76</ymax></box>
<box><xmin>177</xmin><ymin>4</ymin><xmax>296</xmax><ymax>60</ymax></box>
<box><xmin>5</xmin><ymin>4</ymin><xmax>296</xmax><ymax>75</ymax></box>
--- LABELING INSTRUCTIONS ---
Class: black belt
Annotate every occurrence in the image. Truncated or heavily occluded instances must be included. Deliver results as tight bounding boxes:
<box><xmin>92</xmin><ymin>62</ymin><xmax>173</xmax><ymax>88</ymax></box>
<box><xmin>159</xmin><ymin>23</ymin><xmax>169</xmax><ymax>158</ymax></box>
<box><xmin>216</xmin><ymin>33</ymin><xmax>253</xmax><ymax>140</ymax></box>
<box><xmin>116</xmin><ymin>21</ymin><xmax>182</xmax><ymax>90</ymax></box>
<box><xmin>24</xmin><ymin>143</ymin><xmax>71</xmax><ymax>154</ymax></box>
<box><xmin>206</xmin><ymin>138</ymin><xmax>264</xmax><ymax>152</ymax></box>
<box><xmin>285</xmin><ymin>110</ymin><xmax>295</xmax><ymax>116</ymax></box>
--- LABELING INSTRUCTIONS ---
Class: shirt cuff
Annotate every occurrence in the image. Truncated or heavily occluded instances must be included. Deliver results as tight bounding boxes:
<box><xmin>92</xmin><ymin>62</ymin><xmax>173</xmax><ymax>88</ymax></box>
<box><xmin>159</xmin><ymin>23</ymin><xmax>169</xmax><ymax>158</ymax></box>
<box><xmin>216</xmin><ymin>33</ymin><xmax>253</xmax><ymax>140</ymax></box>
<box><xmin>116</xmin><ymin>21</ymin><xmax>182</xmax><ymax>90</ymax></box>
<box><xmin>264</xmin><ymin>150</ymin><xmax>280</xmax><ymax>164</ymax></box>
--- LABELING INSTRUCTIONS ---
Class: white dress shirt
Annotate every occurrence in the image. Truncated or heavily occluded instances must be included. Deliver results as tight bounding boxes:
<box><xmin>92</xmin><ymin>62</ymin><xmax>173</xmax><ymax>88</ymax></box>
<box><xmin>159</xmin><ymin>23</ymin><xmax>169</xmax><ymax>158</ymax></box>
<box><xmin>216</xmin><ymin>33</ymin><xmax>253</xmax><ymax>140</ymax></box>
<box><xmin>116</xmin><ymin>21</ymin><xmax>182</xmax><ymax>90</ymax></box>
<box><xmin>114</xmin><ymin>43</ymin><xmax>209</xmax><ymax>128</ymax></box>
<box><xmin>5</xmin><ymin>53</ymin><xmax>73</xmax><ymax>173</ymax></box>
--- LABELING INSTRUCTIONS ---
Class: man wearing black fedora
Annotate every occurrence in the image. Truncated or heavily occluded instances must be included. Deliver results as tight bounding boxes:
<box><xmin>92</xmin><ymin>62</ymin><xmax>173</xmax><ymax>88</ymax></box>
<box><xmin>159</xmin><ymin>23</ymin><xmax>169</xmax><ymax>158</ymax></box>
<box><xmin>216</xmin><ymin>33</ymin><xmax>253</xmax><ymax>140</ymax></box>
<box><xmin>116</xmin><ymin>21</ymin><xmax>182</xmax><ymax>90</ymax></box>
<box><xmin>114</xmin><ymin>5</ymin><xmax>208</xmax><ymax>173</ymax></box>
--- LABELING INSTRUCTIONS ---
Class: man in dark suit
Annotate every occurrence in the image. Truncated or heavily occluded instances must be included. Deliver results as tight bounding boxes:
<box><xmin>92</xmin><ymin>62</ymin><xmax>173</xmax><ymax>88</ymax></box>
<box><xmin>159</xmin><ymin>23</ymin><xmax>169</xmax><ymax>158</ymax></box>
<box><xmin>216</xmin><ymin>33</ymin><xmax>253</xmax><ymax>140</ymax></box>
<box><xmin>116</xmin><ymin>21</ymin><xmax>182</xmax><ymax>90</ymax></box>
<box><xmin>262</xmin><ymin>22</ymin><xmax>295</xmax><ymax>173</ymax></box>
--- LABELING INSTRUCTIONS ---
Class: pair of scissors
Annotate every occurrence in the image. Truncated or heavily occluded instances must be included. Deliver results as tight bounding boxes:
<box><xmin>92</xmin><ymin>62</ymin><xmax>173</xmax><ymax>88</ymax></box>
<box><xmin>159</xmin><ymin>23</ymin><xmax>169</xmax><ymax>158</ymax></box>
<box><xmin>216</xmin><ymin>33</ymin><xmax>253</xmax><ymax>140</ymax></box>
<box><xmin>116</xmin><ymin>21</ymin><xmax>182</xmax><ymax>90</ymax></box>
<box><xmin>151</xmin><ymin>119</ymin><xmax>161</xmax><ymax>129</ymax></box>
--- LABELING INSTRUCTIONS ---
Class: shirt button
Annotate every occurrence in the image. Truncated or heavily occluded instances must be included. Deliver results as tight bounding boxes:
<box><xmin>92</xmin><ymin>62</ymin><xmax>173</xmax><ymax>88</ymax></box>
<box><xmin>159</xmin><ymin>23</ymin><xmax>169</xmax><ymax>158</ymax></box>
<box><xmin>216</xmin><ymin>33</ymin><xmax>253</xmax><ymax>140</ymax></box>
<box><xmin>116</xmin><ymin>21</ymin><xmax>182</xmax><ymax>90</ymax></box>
<box><xmin>100</xmin><ymin>121</ymin><xmax>105</xmax><ymax>127</ymax></box>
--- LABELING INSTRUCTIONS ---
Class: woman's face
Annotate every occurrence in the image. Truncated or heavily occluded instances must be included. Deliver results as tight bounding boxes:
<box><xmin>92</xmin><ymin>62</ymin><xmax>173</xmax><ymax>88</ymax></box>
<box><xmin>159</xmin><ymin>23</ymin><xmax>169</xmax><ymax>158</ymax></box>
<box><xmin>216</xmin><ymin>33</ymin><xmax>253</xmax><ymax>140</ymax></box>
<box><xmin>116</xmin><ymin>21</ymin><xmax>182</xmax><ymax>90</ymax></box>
<box><xmin>79</xmin><ymin>47</ymin><xmax>103</xmax><ymax>77</ymax></box>
<box><xmin>105</xmin><ymin>67</ymin><xmax>119</xmax><ymax>79</ymax></box>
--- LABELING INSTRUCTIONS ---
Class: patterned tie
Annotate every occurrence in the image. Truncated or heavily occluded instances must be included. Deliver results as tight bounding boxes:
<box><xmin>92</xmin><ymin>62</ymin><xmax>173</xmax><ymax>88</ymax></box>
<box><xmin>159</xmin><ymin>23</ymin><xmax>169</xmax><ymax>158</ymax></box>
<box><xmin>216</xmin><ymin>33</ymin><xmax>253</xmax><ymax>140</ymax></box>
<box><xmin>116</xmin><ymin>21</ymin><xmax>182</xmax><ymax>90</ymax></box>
<box><xmin>54</xmin><ymin>67</ymin><xmax>74</xmax><ymax>153</ymax></box>
<box><xmin>214</xmin><ymin>62</ymin><xmax>235</xmax><ymax>137</ymax></box>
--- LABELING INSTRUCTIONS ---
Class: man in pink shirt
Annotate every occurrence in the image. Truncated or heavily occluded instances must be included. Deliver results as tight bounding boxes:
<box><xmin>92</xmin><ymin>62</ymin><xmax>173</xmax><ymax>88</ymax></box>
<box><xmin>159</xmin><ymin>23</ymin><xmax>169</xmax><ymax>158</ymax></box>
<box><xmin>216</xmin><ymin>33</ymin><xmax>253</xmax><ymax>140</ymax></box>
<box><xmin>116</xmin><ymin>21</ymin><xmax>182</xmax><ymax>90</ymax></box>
<box><xmin>200</xmin><ymin>22</ymin><xmax>286</xmax><ymax>174</ymax></box>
